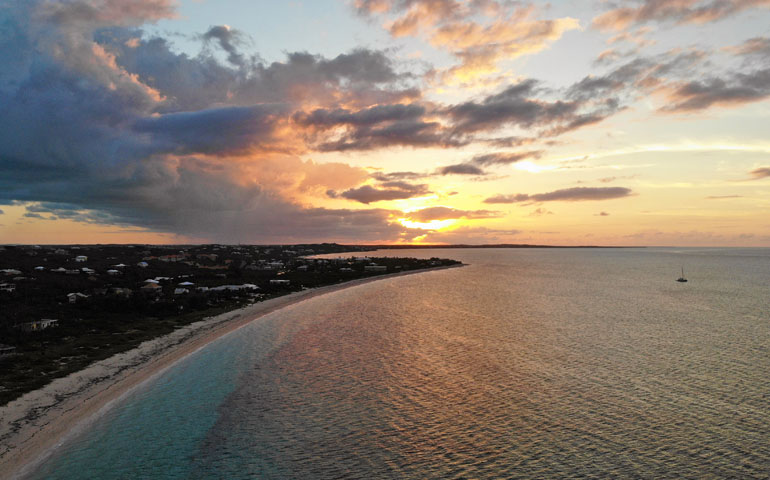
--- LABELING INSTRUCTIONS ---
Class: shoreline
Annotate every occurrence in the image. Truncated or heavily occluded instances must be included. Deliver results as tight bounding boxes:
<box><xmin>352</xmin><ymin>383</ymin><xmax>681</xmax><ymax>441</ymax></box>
<box><xmin>0</xmin><ymin>264</ymin><xmax>463</xmax><ymax>479</ymax></box>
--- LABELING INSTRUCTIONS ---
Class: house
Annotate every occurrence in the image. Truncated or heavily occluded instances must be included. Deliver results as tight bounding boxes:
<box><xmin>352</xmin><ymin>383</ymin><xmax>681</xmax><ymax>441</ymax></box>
<box><xmin>18</xmin><ymin>319</ymin><xmax>59</xmax><ymax>332</ymax></box>
<box><xmin>269</xmin><ymin>279</ymin><xmax>290</xmax><ymax>286</ymax></box>
<box><xmin>51</xmin><ymin>267</ymin><xmax>67</xmax><ymax>273</ymax></box>
<box><xmin>54</xmin><ymin>248</ymin><xmax>68</xmax><ymax>255</ymax></box>
<box><xmin>81</xmin><ymin>267</ymin><xmax>95</xmax><ymax>274</ymax></box>
<box><xmin>0</xmin><ymin>344</ymin><xmax>16</xmax><ymax>357</ymax></box>
<box><xmin>178</xmin><ymin>281</ymin><xmax>195</xmax><ymax>287</ymax></box>
<box><xmin>65</xmin><ymin>269</ymin><xmax>80</xmax><ymax>275</ymax></box>
<box><xmin>173</xmin><ymin>288</ymin><xmax>189</xmax><ymax>295</ymax></box>
<box><xmin>137</xmin><ymin>261</ymin><xmax>149</xmax><ymax>268</ymax></box>
<box><xmin>1</xmin><ymin>269</ymin><xmax>22</xmax><ymax>276</ymax></box>
<box><xmin>112</xmin><ymin>263</ymin><xmax>127</xmax><ymax>268</ymax></box>
<box><xmin>158</xmin><ymin>254</ymin><xmax>186</xmax><ymax>262</ymax></box>
<box><xmin>0</xmin><ymin>283</ymin><xmax>16</xmax><ymax>292</ymax></box>
<box><xmin>210</xmin><ymin>284</ymin><xmax>259</xmax><ymax>292</ymax></box>
<box><xmin>111</xmin><ymin>287</ymin><xmax>133</xmax><ymax>297</ymax></box>
<box><xmin>34</xmin><ymin>266</ymin><xmax>46</xmax><ymax>271</ymax></box>
<box><xmin>339</xmin><ymin>267</ymin><xmax>354</xmax><ymax>273</ymax></box>
<box><xmin>67</xmin><ymin>292</ymin><xmax>89</xmax><ymax>304</ymax></box>
<box><xmin>74</xmin><ymin>255</ymin><xmax>88</xmax><ymax>262</ymax></box>
<box><xmin>106</xmin><ymin>269</ymin><xmax>121</xmax><ymax>275</ymax></box>
<box><xmin>140</xmin><ymin>283</ymin><xmax>162</xmax><ymax>295</ymax></box>
<box><xmin>364</xmin><ymin>265</ymin><xmax>387</xmax><ymax>272</ymax></box>
<box><xmin>296</xmin><ymin>265</ymin><xmax>308</xmax><ymax>272</ymax></box>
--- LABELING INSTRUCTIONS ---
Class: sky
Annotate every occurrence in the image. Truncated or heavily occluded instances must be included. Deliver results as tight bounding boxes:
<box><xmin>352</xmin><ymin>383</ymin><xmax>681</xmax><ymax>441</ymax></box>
<box><xmin>0</xmin><ymin>0</ymin><xmax>769</xmax><ymax>246</ymax></box>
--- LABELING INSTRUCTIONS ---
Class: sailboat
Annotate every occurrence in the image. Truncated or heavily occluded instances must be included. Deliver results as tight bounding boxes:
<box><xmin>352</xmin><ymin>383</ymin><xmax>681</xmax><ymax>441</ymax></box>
<box><xmin>676</xmin><ymin>267</ymin><xmax>687</xmax><ymax>283</ymax></box>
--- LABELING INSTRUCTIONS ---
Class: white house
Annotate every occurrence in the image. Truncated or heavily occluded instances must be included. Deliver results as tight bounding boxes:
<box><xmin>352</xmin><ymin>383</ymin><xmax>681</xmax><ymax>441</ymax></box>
<box><xmin>173</xmin><ymin>288</ymin><xmax>189</xmax><ymax>295</ymax></box>
<box><xmin>106</xmin><ymin>269</ymin><xmax>121</xmax><ymax>276</ymax></box>
<box><xmin>269</xmin><ymin>279</ymin><xmax>290</xmax><ymax>286</ymax></box>
<box><xmin>75</xmin><ymin>255</ymin><xmax>88</xmax><ymax>262</ymax></box>
<box><xmin>137</xmin><ymin>261</ymin><xmax>149</xmax><ymax>268</ymax></box>
<box><xmin>0</xmin><ymin>283</ymin><xmax>16</xmax><ymax>292</ymax></box>
<box><xmin>18</xmin><ymin>319</ymin><xmax>59</xmax><ymax>332</ymax></box>
<box><xmin>67</xmin><ymin>292</ymin><xmax>89</xmax><ymax>304</ymax></box>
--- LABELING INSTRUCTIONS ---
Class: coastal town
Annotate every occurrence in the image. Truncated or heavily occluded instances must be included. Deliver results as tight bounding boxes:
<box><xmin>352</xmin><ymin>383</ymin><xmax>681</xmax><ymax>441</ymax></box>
<box><xmin>0</xmin><ymin>244</ymin><xmax>460</xmax><ymax>404</ymax></box>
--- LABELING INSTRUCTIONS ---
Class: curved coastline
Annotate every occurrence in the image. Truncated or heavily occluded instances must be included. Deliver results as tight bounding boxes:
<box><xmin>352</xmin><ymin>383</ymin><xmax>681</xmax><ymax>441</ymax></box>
<box><xmin>0</xmin><ymin>264</ymin><xmax>464</xmax><ymax>479</ymax></box>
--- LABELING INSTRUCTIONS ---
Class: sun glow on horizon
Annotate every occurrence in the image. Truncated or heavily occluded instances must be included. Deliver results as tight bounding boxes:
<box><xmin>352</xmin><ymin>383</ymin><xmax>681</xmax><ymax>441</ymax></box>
<box><xmin>397</xmin><ymin>218</ymin><xmax>458</xmax><ymax>230</ymax></box>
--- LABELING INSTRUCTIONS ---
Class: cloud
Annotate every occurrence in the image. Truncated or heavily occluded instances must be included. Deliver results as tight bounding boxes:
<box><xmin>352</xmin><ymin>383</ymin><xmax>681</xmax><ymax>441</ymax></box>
<box><xmin>446</xmin><ymin>79</ymin><xmax>623</xmax><ymax>137</ymax></box>
<box><xmin>529</xmin><ymin>208</ymin><xmax>554</xmax><ymax>216</ymax></box>
<box><xmin>333</xmin><ymin>182</ymin><xmax>431</xmax><ymax>204</ymax></box>
<box><xmin>0</xmin><ymin>0</ymin><xmax>428</xmax><ymax>242</ymax></box>
<box><xmin>294</xmin><ymin>104</ymin><xmax>467</xmax><ymax>151</ymax></box>
<box><xmin>437</xmin><ymin>150</ymin><xmax>542</xmax><ymax>176</ymax></box>
<box><xmin>662</xmin><ymin>68</ymin><xmax>770</xmax><ymax>112</ymax></box>
<box><xmin>437</xmin><ymin>163</ymin><xmax>486</xmax><ymax>175</ymax></box>
<box><xmin>370</xmin><ymin>171</ymin><xmax>428</xmax><ymax>181</ymax></box>
<box><xmin>133</xmin><ymin>105</ymin><xmax>287</xmax><ymax>155</ymax></box>
<box><xmin>471</xmin><ymin>150</ymin><xmax>543</xmax><ymax>166</ymax></box>
<box><xmin>354</xmin><ymin>1</ymin><xmax>579</xmax><ymax>84</ymax></box>
<box><xmin>201</xmin><ymin>25</ymin><xmax>247</xmax><ymax>67</ymax></box>
<box><xmin>592</xmin><ymin>0</ymin><xmax>770</xmax><ymax>31</ymax></box>
<box><xmin>725</xmin><ymin>37</ymin><xmax>770</xmax><ymax>59</ymax></box>
<box><xmin>405</xmin><ymin>206</ymin><xmax>500</xmax><ymax>222</ymax></box>
<box><xmin>484</xmin><ymin>187</ymin><xmax>633</xmax><ymax>203</ymax></box>
<box><xmin>749</xmin><ymin>167</ymin><xmax>770</xmax><ymax>179</ymax></box>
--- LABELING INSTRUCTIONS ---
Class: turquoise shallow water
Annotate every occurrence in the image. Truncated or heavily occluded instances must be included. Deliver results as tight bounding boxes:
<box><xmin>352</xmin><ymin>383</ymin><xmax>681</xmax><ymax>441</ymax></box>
<box><xmin>29</xmin><ymin>248</ymin><xmax>770</xmax><ymax>479</ymax></box>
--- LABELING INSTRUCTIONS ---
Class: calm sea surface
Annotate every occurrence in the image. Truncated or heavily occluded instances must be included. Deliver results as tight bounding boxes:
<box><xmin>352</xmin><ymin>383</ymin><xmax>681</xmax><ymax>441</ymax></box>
<box><xmin>29</xmin><ymin>248</ymin><xmax>770</xmax><ymax>479</ymax></box>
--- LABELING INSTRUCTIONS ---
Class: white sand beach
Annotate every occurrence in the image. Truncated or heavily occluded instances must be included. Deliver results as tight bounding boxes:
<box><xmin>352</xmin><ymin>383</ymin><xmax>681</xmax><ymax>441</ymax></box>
<box><xmin>0</xmin><ymin>265</ymin><xmax>461</xmax><ymax>479</ymax></box>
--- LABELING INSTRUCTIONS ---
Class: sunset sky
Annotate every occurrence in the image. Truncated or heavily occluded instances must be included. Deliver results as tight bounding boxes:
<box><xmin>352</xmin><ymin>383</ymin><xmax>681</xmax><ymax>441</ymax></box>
<box><xmin>1</xmin><ymin>0</ymin><xmax>769</xmax><ymax>246</ymax></box>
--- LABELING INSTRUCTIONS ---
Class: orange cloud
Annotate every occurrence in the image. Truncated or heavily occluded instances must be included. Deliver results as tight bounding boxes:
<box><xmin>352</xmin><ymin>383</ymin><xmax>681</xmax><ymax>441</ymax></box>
<box><xmin>593</xmin><ymin>0</ymin><xmax>770</xmax><ymax>31</ymax></box>
<box><xmin>356</xmin><ymin>1</ymin><xmax>579</xmax><ymax>84</ymax></box>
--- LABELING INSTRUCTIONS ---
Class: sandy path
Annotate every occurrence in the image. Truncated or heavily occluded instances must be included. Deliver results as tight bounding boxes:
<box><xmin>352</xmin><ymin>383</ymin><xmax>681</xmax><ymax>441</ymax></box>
<box><xmin>0</xmin><ymin>265</ymin><xmax>462</xmax><ymax>479</ymax></box>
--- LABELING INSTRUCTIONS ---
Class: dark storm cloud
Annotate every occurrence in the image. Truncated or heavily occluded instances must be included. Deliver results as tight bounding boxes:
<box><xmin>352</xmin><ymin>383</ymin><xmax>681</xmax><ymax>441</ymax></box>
<box><xmin>446</xmin><ymin>80</ymin><xmax>579</xmax><ymax>133</ymax></box>
<box><xmin>445</xmin><ymin>77</ymin><xmax>629</xmax><ymax>138</ymax></box>
<box><xmin>484</xmin><ymin>187</ymin><xmax>633</xmax><ymax>204</ymax></box>
<box><xmin>294</xmin><ymin>104</ymin><xmax>426</xmax><ymax>127</ymax></box>
<box><xmin>294</xmin><ymin>103</ymin><xmax>468</xmax><ymax>151</ymax></box>
<box><xmin>133</xmin><ymin>105</ymin><xmax>285</xmax><ymax>155</ymax></box>
<box><xmin>0</xmin><ymin>0</ymin><xmax>425</xmax><ymax>241</ymax></box>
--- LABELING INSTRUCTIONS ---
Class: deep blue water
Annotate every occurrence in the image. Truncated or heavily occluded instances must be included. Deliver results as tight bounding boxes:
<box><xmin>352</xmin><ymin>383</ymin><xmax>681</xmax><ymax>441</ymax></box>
<box><xmin>29</xmin><ymin>248</ymin><xmax>770</xmax><ymax>478</ymax></box>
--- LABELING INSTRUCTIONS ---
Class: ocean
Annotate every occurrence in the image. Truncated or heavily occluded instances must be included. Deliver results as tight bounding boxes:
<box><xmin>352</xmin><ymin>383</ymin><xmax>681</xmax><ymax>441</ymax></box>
<box><xmin>28</xmin><ymin>248</ymin><xmax>770</xmax><ymax>478</ymax></box>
